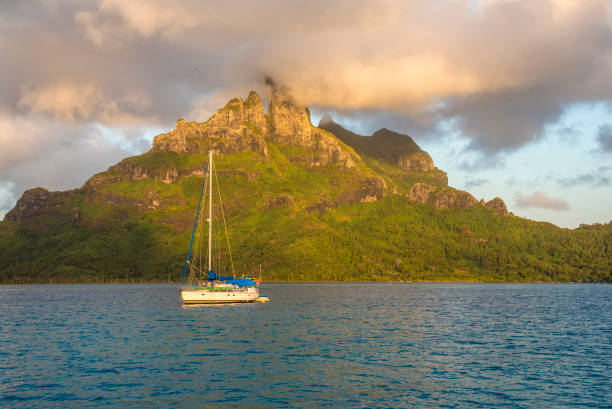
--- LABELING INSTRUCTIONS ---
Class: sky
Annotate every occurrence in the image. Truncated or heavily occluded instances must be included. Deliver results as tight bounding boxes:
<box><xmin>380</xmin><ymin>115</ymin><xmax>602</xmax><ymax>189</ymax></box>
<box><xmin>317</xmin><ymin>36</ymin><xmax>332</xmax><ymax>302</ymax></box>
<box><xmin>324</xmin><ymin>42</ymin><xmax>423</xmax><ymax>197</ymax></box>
<box><xmin>0</xmin><ymin>0</ymin><xmax>611</xmax><ymax>228</ymax></box>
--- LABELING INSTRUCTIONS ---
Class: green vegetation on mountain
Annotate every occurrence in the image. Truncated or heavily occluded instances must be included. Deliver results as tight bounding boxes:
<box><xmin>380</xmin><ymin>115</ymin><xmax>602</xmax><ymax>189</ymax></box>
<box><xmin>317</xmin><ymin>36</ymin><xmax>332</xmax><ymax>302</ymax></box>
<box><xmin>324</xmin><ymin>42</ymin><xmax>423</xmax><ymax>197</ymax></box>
<box><xmin>1</xmin><ymin>87</ymin><xmax>610</xmax><ymax>284</ymax></box>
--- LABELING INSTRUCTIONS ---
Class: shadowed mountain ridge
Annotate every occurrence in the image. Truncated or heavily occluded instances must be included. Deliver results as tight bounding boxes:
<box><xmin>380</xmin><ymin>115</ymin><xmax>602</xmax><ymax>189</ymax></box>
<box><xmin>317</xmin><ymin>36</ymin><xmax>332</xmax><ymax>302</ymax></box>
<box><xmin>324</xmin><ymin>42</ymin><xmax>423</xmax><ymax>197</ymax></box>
<box><xmin>318</xmin><ymin>114</ymin><xmax>434</xmax><ymax>171</ymax></box>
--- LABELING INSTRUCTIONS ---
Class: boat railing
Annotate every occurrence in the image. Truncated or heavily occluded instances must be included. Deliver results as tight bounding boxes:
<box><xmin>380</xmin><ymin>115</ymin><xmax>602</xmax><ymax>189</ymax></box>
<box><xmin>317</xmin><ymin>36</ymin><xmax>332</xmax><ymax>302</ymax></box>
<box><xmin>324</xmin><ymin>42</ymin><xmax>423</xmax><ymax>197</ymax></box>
<box><xmin>181</xmin><ymin>285</ymin><xmax>255</xmax><ymax>292</ymax></box>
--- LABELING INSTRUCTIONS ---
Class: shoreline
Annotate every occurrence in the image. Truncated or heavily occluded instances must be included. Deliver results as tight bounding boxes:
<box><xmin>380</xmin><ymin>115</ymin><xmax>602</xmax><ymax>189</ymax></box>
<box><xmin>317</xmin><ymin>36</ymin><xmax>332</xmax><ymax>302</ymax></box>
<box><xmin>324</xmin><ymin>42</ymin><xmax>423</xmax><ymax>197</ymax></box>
<box><xmin>2</xmin><ymin>280</ymin><xmax>609</xmax><ymax>286</ymax></box>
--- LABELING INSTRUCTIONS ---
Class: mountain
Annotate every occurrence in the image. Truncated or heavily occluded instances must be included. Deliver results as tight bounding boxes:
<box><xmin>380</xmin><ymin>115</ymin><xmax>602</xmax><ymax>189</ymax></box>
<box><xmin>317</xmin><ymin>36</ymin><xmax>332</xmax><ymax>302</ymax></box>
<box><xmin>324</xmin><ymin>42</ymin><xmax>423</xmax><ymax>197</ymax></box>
<box><xmin>319</xmin><ymin>114</ymin><xmax>434</xmax><ymax>171</ymax></box>
<box><xmin>318</xmin><ymin>115</ymin><xmax>508</xmax><ymax>214</ymax></box>
<box><xmin>1</xmin><ymin>85</ymin><xmax>611</xmax><ymax>283</ymax></box>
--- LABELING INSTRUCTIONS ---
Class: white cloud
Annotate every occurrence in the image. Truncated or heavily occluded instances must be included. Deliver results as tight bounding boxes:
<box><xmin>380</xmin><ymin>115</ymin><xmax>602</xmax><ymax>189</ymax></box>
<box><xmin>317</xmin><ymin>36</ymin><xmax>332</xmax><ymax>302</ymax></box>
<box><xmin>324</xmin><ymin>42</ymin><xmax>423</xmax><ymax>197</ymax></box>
<box><xmin>18</xmin><ymin>83</ymin><xmax>153</xmax><ymax>125</ymax></box>
<box><xmin>0</xmin><ymin>117</ymin><xmax>48</xmax><ymax>170</ymax></box>
<box><xmin>19</xmin><ymin>83</ymin><xmax>101</xmax><ymax>122</ymax></box>
<box><xmin>75</xmin><ymin>0</ymin><xmax>203</xmax><ymax>45</ymax></box>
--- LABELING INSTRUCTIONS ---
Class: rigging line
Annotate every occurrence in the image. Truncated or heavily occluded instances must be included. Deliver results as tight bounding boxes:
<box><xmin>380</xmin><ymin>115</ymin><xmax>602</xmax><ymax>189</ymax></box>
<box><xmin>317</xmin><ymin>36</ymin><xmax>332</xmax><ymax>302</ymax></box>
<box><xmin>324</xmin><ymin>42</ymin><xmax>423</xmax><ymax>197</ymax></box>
<box><xmin>188</xmin><ymin>262</ymin><xmax>209</xmax><ymax>276</ymax></box>
<box><xmin>181</xmin><ymin>158</ymin><xmax>209</xmax><ymax>286</ymax></box>
<box><xmin>201</xmin><ymin>171</ymin><xmax>211</xmax><ymax>280</ymax></box>
<box><xmin>189</xmin><ymin>178</ymin><xmax>207</xmax><ymax>285</ymax></box>
<box><xmin>214</xmin><ymin>166</ymin><xmax>236</xmax><ymax>277</ymax></box>
<box><xmin>190</xmin><ymin>167</ymin><xmax>209</xmax><ymax>284</ymax></box>
<box><xmin>217</xmin><ymin>230</ymin><xmax>221</xmax><ymax>275</ymax></box>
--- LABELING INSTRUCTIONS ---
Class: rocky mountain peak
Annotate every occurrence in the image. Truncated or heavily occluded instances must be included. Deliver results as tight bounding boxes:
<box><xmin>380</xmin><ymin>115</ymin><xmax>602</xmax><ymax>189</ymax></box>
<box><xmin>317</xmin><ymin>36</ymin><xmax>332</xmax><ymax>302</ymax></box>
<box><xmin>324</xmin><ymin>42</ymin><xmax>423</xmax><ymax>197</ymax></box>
<box><xmin>485</xmin><ymin>197</ymin><xmax>508</xmax><ymax>216</ymax></box>
<box><xmin>318</xmin><ymin>116</ymin><xmax>435</xmax><ymax>172</ymax></box>
<box><xmin>261</xmin><ymin>80</ymin><xmax>358</xmax><ymax>167</ymax></box>
<box><xmin>3</xmin><ymin>84</ymin><xmax>512</xmax><ymax>228</ymax></box>
<box><xmin>246</xmin><ymin>90</ymin><xmax>262</xmax><ymax>104</ymax></box>
<box><xmin>152</xmin><ymin>92</ymin><xmax>268</xmax><ymax>157</ymax></box>
<box><xmin>319</xmin><ymin>113</ymin><xmax>334</xmax><ymax>127</ymax></box>
<box><xmin>266</xmin><ymin>81</ymin><xmax>313</xmax><ymax>143</ymax></box>
<box><xmin>123</xmin><ymin>83</ymin><xmax>507</xmax><ymax>216</ymax></box>
<box><xmin>150</xmin><ymin>84</ymin><xmax>358</xmax><ymax>168</ymax></box>
<box><xmin>4</xmin><ymin>187</ymin><xmax>73</xmax><ymax>223</ymax></box>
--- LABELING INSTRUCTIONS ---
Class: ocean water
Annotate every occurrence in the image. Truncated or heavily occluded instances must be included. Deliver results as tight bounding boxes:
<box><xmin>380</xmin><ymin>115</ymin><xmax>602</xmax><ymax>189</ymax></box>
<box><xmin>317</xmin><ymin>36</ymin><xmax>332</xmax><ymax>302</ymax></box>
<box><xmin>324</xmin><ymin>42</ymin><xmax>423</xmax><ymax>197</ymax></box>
<box><xmin>0</xmin><ymin>283</ymin><xmax>610</xmax><ymax>408</ymax></box>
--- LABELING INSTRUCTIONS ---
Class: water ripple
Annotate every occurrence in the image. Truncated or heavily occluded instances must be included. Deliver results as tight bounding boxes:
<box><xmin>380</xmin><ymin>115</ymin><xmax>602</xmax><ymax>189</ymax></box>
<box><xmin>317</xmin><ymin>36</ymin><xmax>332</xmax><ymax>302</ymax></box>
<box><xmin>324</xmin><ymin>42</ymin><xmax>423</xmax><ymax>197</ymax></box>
<box><xmin>0</xmin><ymin>283</ymin><xmax>610</xmax><ymax>408</ymax></box>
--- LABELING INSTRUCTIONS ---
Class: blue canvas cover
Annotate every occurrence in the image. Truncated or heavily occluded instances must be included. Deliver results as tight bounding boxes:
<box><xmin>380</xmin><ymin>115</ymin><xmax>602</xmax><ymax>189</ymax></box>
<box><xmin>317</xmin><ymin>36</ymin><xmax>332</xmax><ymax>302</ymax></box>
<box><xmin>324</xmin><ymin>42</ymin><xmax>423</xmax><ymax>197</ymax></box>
<box><xmin>207</xmin><ymin>271</ymin><xmax>234</xmax><ymax>281</ymax></box>
<box><xmin>225</xmin><ymin>279</ymin><xmax>256</xmax><ymax>287</ymax></box>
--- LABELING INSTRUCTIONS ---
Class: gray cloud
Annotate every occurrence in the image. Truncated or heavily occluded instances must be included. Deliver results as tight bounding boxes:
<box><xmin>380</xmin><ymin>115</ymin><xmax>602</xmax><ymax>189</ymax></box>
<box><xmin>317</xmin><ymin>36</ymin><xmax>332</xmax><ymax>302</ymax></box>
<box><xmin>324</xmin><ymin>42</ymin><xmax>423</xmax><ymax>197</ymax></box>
<box><xmin>554</xmin><ymin>124</ymin><xmax>581</xmax><ymax>144</ymax></box>
<box><xmin>557</xmin><ymin>166</ymin><xmax>612</xmax><ymax>187</ymax></box>
<box><xmin>597</xmin><ymin>124</ymin><xmax>612</xmax><ymax>153</ymax></box>
<box><xmin>464</xmin><ymin>178</ymin><xmax>488</xmax><ymax>189</ymax></box>
<box><xmin>505</xmin><ymin>176</ymin><xmax>547</xmax><ymax>189</ymax></box>
<box><xmin>458</xmin><ymin>153</ymin><xmax>506</xmax><ymax>173</ymax></box>
<box><xmin>1</xmin><ymin>0</ymin><xmax>612</xmax><ymax>213</ymax></box>
<box><xmin>515</xmin><ymin>191</ymin><xmax>570</xmax><ymax>211</ymax></box>
<box><xmin>505</xmin><ymin>177</ymin><xmax>519</xmax><ymax>187</ymax></box>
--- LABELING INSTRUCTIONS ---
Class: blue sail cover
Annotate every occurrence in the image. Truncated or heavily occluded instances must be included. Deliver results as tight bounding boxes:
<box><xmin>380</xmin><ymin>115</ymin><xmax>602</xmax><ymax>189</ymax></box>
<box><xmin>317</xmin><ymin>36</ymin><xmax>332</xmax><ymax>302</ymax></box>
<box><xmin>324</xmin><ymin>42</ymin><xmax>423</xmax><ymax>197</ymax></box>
<box><xmin>207</xmin><ymin>271</ymin><xmax>234</xmax><ymax>281</ymax></box>
<box><xmin>225</xmin><ymin>279</ymin><xmax>256</xmax><ymax>287</ymax></box>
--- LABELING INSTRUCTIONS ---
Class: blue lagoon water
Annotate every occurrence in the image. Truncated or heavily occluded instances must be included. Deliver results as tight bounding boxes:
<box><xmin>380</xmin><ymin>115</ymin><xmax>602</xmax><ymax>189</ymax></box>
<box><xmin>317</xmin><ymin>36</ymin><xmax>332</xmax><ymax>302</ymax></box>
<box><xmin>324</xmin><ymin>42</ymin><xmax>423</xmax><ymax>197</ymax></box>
<box><xmin>0</xmin><ymin>283</ymin><xmax>610</xmax><ymax>408</ymax></box>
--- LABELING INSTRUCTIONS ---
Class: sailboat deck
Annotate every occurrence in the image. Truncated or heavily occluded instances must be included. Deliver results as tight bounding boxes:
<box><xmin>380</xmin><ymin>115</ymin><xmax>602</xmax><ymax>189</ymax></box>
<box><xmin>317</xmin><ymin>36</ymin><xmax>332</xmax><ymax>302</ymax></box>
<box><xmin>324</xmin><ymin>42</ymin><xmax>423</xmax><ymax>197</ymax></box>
<box><xmin>182</xmin><ymin>286</ymin><xmax>253</xmax><ymax>292</ymax></box>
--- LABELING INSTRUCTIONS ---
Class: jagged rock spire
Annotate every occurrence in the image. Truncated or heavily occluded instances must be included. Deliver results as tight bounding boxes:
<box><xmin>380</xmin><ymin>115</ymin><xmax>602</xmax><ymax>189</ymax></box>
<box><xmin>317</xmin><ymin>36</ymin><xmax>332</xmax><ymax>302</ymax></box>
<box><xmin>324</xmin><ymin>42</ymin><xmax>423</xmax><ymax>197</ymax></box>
<box><xmin>262</xmin><ymin>80</ymin><xmax>357</xmax><ymax>167</ymax></box>
<box><xmin>152</xmin><ymin>91</ymin><xmax>268</xmax><ymax>157</ymax></box>
<box><xmin>266</xmin><ymin>80</ymin><xmax>313</xmax><ymax>146</ymax></box>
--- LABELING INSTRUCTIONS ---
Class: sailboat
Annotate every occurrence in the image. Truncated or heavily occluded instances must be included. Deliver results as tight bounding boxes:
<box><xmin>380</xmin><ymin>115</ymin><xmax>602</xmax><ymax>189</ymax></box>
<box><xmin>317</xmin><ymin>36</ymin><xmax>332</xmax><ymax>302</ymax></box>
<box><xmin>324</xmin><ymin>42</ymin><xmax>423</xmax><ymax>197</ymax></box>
<box><xmin>179</xmin><ymin>151</ymin><xmax>262</xmax><ymax>304</ymax></box>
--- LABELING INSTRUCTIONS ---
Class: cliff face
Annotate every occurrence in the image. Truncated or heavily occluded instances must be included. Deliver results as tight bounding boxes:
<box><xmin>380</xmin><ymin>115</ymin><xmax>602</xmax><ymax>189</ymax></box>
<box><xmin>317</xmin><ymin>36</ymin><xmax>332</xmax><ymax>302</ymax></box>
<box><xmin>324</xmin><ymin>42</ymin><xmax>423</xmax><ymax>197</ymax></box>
<box><xmin>267</xmin><ymin>85</ymin><xmax>358</xmax><ymax>168</ymax></box>
<box><xmin>409</xmin><ymin>183</ymin><xmax>478</xmax><ymax>209</ymax></box>
<box><xmin>486</xmin><ymin>197</ymin><xmax>508</xmax><ymax>216</ymax></box>
<box><xmin>152</xmin><ymin>87</ymin><xmax>357</xmax><ymax>168</ymax></box>
<box><xmin>407</xmin><ymin>184</ymin><xmax>511</xmax><ymax>214</ymax></box>
<box><xmin>153</xmin><ymin>91</ymin><xmax>268</xmax><ymax>157</ymax></box>
<box><xmin>4</xmin><ymin>187</ymin><xmax>75</xmax><ymax>224</ymax></box>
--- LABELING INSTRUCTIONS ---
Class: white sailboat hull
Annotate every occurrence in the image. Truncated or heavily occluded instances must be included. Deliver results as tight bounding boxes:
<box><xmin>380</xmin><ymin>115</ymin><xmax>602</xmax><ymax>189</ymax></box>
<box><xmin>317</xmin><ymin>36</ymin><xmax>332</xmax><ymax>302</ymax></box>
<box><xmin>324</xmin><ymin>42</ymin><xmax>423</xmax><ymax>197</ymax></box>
<box><xmin>180</xmin><ymin>287</ymin><xmax>259</xmax><ymax>304</ymax></box>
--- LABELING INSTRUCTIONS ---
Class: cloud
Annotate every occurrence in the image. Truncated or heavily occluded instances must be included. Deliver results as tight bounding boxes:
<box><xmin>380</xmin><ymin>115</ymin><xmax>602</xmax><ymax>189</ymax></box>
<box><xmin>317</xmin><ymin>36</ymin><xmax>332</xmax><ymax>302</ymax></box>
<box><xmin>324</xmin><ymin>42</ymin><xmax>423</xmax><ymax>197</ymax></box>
<box><xmin>464</xmin><ymin>178</ymin><xmax>488</xmax><ymax>189</ymax></box>
<box><xmin>505</xmin><ymin>177</ymin><xmax>519</xmax><ymax>187</ymax></box>
<box><xmin>554</xmin><ymin>124</ymin><xmax>580</xmax><ymax>144</ymax></box>
<box><xmin>0</xmin><ymin>114</ymin><xmax>149</xmax><ymax>218</ymax></box>
<box><xmin>2</xmin><ymin>1</ymin><xmax>611</xmax><ymax>149</ymax></box>
<box><xmin>75</xmin><ymin>0</ymin><xmax>202</xmax><ymax>45</ymax></box>
<box><xmin>0</xmin><ymin>182</ymin><xmax>16</xmax><ymax>215</ymax></box>
<box><xmin>597</xmin><ymin>124</ymin><xmax>612</xmax><ymax>153</ymax></box>
<box><xmin>18</xmin><ymin>83</ymin><xmax>100</xmax><ymax>122</ymax></box>
<box><xmin>458</xmin><ymin>152</ymin><xmax>506</xmax><ymax>172</ymax></box>
<box><xmin>556</xmin><ymin>166</ymin><xmax>612</xmax><ymax>187</ymax></box>
<box><xmin>515</xmin><ymin>191</ymin><xmax>570</xmax><ymax>211</ymax></box>
<box><xmin>0</xmin><ymin>117</ymin><xmax>49</xmax><ymax>170</ymax></box>
<box><xmin>18</xmin><ymin>83</ymin><xmax>153</xmax><ymax>125</ymax></box>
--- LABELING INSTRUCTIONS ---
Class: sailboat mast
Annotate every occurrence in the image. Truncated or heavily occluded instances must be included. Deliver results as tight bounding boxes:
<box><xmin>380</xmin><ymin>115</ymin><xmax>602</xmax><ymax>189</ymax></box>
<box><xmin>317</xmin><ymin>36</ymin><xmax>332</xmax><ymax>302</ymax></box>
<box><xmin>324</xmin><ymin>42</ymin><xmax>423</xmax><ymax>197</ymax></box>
<box><xmin>208</xmin><ymin>150</ymin><xmax>213</xmax><ymax>273</ymax></box>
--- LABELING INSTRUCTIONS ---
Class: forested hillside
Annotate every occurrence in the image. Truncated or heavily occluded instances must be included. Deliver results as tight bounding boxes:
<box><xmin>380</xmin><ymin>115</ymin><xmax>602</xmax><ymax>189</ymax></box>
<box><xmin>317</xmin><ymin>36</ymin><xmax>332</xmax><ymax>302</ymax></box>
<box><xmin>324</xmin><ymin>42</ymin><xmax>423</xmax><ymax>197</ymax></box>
<box><xmin>1</xmin><ymin>87</ymin><xmax>610</xmax><ymax>283</ymax></box>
